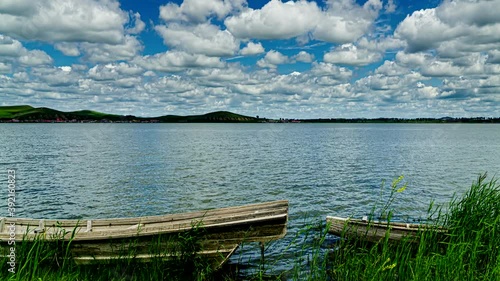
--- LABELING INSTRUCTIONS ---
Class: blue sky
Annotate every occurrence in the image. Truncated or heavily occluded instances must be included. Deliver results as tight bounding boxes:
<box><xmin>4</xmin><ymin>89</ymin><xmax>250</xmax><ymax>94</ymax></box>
<box><xmin>0</xmin><ymin>0</ymin><xmax>499</xmax><ymax>118</ymax></box>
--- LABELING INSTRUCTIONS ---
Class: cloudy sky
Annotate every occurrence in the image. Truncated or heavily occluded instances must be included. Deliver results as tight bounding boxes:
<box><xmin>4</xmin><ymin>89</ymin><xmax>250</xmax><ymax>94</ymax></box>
<box><xmin>0</xmin><ymin>0</ymin><xmax>499</xmax><ymax>118</ymax></box>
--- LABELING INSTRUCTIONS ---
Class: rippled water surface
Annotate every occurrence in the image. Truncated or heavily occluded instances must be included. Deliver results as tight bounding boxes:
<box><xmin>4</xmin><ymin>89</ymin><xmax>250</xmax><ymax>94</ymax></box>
<box><xmin>1</xmin><ymin>123</ymin><xmax>499</xmax><ymax>273</ymax></box>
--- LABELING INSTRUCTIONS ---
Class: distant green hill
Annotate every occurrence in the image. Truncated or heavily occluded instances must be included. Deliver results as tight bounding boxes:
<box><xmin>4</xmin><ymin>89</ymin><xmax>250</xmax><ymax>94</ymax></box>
<box><xmin>156</xmin><ymin>111</ymin><xmax>258</xmax><ymax>122</ymax></box>
<box><xmin>67</xmin><ymin>110</ymin><xmax>120</xmax><ymax>119</ymax></box>
<box><xmin>0</xmin><ymin>106</ymin><xmax>124</xmax><ymax>121</ymax></box>
<box><xmin>0</xmin><ymin>105</ymin><xmax>259</xmax><ymax>123</ymax></box>
<box><xmin>0</xmin><ymin>105</ymin><xmax>35</xmax><ymax>118</ymax></box>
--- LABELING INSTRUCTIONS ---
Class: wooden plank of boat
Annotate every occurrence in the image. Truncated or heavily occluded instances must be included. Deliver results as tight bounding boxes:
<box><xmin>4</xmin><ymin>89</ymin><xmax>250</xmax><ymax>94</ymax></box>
<box><xmin>73</xmin><ymin>243</ymin><xmax>239</xmax><ymax>269</ymax></box>
<box><xmin>0</xmin><ymin>200</ymin><xmax>288</xmax><ymax>266</ymax></box>
<box><xmin>326</xmin><ymin>216</ymin><xmax>447</xmax><ymax>243</ymax></box>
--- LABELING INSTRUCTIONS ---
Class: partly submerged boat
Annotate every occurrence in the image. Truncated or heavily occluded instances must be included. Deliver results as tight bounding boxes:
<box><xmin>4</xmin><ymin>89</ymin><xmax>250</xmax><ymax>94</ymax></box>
<box><xmin>1</xmin><ymin>200</ymin><xmax>288</xmax><ymax>268</ymax></box>
<box><xmin>326</xmin><ymin>216</ymin><xmax>446</xmax><ymax>243</ymax></box>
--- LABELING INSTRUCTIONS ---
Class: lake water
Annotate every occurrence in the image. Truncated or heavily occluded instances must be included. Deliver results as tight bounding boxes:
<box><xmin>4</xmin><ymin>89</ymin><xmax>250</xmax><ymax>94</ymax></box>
<box><xmin>1</xmin><ymin>123</ymin><xmax>499</xmax><ymax>274</ymax></box>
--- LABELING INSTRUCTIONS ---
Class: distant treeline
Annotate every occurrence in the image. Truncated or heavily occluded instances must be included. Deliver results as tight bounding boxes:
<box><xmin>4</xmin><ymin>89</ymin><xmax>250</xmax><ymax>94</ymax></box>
<box><xmin>0</xmin><ymin>105</ymin><xmax>498</xmax><ymax>123</ymax></box>
<box><xmin>297</xmin><ymin>117</ymin><xmax>500</xmax><ymax>123</ymax></box>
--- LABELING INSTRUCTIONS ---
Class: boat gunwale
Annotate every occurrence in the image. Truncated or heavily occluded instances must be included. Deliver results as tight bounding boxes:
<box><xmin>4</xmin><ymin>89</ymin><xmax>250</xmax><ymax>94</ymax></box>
<box><xmin>2</xmin><ymin>200</ymin><xmax>288</xmax><ymax>227</ymax></box>
<box><xmin>2</xmin><ymin>213</ymin><xmax>288</xmax><ymax>242</ymax></box>
<box><xmin>326</xmin><ymin>216</ymin><xmax>447</xmax><ymax>232</ymax></box>
<box><xmin>0</xmin><ymin>201</ymin><xmax>289</xmax><ymax>242</ymax></box>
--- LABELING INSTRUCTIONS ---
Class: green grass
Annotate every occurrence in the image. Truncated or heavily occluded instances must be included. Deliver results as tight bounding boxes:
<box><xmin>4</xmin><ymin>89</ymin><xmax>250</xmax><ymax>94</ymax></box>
<box><xmin>0</xmin><ymin>224</ymin><xmax>223</xmax><ymax>281</ymax></box>
<box><xmin>0</xmin><ymin>105</ymin><xmax>34</xmax><ymax>118</ymax></box>
<box><xmin>1</xmin><ymin>174</ymin><xmax>499</xmax><ymax>280</ymax></box>
<box><xmin>328</xmin><ymin>173</ymin><xmax>500</xmax><ymax>281</ymax></box>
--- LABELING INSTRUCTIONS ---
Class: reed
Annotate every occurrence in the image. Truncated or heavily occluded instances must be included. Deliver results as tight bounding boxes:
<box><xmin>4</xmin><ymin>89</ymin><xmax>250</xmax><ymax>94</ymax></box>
<box><xmin>0</xmin><ymin>223</ymin><xmax>220</xmax><ymax>281</ymax></box>
<box><xmin>1</xmin><ymin>174</ymin><xmax>498</xmax><ymax>280</ymax></box>
<box><xmin>328</xmin><ymin>173</ymin><xmax>500</xmax><ymax>281</ymax></box>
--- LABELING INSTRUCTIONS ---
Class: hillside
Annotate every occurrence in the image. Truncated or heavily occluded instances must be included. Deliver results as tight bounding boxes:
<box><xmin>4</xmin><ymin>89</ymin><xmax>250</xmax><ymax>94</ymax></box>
<box><xmin>0</xmin><ymin>105</ymin><xmax>259</xmax><ymax>123</ymax></box>
<box><xmin>0</xmin><ymin>105</ymin><xmax>35</xmax><ymax>119</ymax></box>
<box><xmin>156</xmin><ymin>111</ymin><xmax>258</xmax><ymax>122</ymax></box>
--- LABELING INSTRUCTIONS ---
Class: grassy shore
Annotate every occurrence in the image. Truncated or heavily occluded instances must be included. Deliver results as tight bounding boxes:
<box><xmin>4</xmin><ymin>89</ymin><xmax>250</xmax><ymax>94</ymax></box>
<box><xmin>1</xmin><ymin>174</ymin><xmax>499</xmax><ymax>280</ymax></box>
<box><xmin>328</xmin><ymin>173</ymin><xmax>500</xmax><ymax>281</ymax></box>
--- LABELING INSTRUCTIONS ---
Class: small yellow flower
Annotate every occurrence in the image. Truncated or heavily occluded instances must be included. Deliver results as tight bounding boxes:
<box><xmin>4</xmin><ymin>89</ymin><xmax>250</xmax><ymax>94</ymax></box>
<box><xmin>383</xmin><ymin>263</ymin><xmax>397</xmax><ymax>270</ymax></box>
<box><xmin>382</xmin><ymin>258</ymin><xmax>397</xmax><ymax>271</ymax></box>
<box><xmin>396</xmin><ymin>183</ymin><xmax>407</xmax><ymax>193</ymax></box>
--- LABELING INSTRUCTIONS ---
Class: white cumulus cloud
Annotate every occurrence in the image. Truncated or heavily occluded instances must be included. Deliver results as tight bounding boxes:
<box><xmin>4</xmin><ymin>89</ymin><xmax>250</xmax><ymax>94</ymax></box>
<box><xmin>0</xmin><ymin>62</ymin><xmax>11</xmax><ymax>73</ymax></box>
<box><xmin>225</xmin><ymin>0</ymin><xmax>321</xmax><ymax>40</ymax></box>
<box><xmin>0</xmin><ymin>35</ymin><xmax>24</xmax><ymax>57</ymax></box>
<box><xmin>225</xmin><ymin>0</ymin><xmax>382</xmax><ymax>44</ymax></box>
<box><xmin>80</xmin><ymin>35</ymin><xmax>143</xmax><ymax>63</ymax></box>
<box><xmin>395</xmin><ymin>0</ymin><xmax>500</xmax><ymax>54</ymax></box>
<box><xmin>310</xmin><ymin>62</ymin><xmax>352</xmax><ymax>80</ymax></box>
<box><xmin>155</xmin><ymin>23</ymin><xmax>239</xmax><ymax>57</ymax></box>
<box><xmin>313</xmin><ymin>0</ymin><xmax>382</xmax><ymax>43</ymax></box>
<box><xmin>160</xmin><ymin>0</ymin><xmax>246</xmax><ymax>23</ymax></box>
<box><xmin>375</xmin><ymin>60</ymin><xmax>409</xmax><ymax>76</ymax></box>
<box><xmin>240</xmin><ymin>42</ymin><xmax>265</xmax><ymax>56</ymax></box>
<box><xmin>324</xmin><ymin>44</ymin><xmax>382</xmax><ymax>66</ymax></box>
<box><xmin>133</xmin><ymin>51</ymin><xmax>225</xmax><ymax>72</ymax></box>
<box><xmin>54</xmin><ymin>43</ymin><xmax>81</xmax><ymax>56</ymax></box>
<box><xmin>294</xmin><ymin>51</ymin><xmax>315</xmax><ymax>63</ymax></box>
<box><xmin>0</xmin><ymin>0</ymin><xmax>129</xmax><ymax>44</ymax></box>
<box><xmin>257</xmin><ymin>50</ymin><xmax>289</xmax><ymax>69</ymax></box>
<box><xmin>126</xmin><ymin>12</ymin><xmax>146</xmax><ymax>35</ymax></box>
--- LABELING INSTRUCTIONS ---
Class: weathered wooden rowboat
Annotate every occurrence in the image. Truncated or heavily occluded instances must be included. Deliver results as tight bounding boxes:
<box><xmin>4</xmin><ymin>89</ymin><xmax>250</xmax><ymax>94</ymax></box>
<box><xmin>0</xmin><ymin>200</ymin><xmax>288</xmax><ymax>268</ymax></box>
<box><xmin>326</xmin><ymin>216</ymin><xmax>447</xmax><ymax>243</ymax></box>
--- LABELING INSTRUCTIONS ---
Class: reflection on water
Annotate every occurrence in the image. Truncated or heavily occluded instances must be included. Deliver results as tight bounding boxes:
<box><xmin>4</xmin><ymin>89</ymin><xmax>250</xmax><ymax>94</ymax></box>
<box><xmin>1</xmin><ymin>123</ymin><xmax>499</xmax><ymax>273</ymax></box>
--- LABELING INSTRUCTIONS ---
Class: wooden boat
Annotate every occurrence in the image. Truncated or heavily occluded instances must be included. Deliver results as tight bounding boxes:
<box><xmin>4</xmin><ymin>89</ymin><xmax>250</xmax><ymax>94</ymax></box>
<box><xmin>326</xmin><ymin>216</ymin><xmax>447</xmax><ymax>243</ymax></box>
<box><xmin>0</xmin><ymin>200</ymin><xmax>288</xmax><ymax>268</ymax></box>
